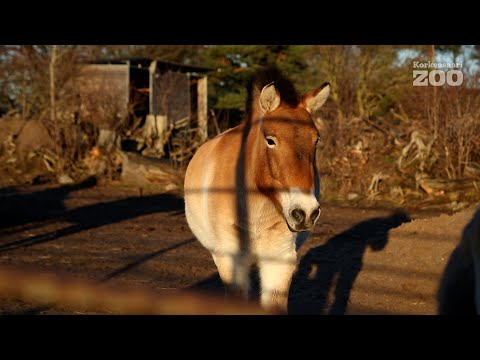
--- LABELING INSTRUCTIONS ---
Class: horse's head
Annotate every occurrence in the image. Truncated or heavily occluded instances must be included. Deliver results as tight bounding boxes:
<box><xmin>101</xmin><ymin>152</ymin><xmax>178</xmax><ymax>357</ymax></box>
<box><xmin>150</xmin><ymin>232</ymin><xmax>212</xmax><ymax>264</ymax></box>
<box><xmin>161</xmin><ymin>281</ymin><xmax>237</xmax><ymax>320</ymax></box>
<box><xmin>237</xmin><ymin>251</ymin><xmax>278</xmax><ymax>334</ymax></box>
<box><xmin>252</xmin><ymin>81</ymin><xmax>330</xmax><ymax>232</ymax></box>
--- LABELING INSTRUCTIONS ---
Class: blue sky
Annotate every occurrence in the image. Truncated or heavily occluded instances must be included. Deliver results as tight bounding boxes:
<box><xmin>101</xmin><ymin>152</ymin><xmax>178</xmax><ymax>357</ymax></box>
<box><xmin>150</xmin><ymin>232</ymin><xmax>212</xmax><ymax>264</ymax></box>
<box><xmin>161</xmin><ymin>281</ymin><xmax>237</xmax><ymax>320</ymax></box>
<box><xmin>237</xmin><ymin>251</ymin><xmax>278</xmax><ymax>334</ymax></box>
<box><xmin>397</xmin><ymin>45</ymin><xmax>479</xmax><ymax>75</ymax></box>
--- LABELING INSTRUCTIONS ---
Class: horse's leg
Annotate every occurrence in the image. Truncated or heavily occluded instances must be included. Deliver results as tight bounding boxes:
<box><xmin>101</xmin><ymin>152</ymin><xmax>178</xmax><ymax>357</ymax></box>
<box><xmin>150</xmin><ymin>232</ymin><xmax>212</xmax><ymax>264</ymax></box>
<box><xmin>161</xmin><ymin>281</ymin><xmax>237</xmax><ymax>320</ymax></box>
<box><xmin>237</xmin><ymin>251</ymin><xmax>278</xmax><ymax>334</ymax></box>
<box><xmin>213</xmin><ymin>253</ymin><xmax>251</xmax><ymax>300</ymax></box>
<box><xmin>258</xmin><ymin>251</ymin><xmax>297</xmax><ymax>313</ymax></box>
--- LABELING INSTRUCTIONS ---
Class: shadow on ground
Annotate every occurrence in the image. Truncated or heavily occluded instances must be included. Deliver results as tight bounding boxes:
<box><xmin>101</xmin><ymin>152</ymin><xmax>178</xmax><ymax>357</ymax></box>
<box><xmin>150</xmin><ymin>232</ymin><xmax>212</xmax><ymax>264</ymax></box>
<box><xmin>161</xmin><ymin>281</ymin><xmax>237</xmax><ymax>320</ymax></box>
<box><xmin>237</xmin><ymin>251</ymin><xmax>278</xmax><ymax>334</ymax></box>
<box><xmin>190</xmin><ymin>268</ymin><xmax>262</xmax><ymax>302</ymax></box>
<box><xmin>289</xmin><ymin>211</ymin><xmax>410</xmax><ymax>314</ymax></box>
<box><xmin>188</xmin><ymin>211</ymin><xmax>410</xmax><ymax>314</ymax></box>
<box><xmin>0</xmin><ymin>176</ymin><xmax>98</xmax><ymax>231</ymax></box>
<box><xmin>0</xmin><ymin>177</ymin><xmax>185</xmax><ymax>253</ymax></box>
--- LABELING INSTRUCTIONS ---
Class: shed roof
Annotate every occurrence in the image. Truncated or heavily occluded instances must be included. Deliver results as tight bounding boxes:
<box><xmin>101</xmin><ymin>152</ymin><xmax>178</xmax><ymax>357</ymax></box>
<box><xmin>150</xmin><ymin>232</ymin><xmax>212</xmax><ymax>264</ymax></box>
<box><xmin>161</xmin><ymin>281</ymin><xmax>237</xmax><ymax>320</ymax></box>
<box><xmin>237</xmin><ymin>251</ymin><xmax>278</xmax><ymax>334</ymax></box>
<box><xmin>87</xmin><ymin>57</ymin><xmax>213</xmax><ymax>74</ymax></box>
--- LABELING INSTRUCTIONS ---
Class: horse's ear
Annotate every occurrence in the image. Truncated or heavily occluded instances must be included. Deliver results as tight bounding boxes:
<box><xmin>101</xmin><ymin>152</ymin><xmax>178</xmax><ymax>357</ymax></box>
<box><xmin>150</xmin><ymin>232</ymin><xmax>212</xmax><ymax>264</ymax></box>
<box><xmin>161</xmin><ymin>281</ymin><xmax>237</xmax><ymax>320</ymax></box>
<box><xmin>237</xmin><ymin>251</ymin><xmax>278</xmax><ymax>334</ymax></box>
<box><xmin>302</xmin><ymin>82</ymin><xmax>330</xmax><ymax>113</ymax></box>
<box><xmin>259</xmin><ymin>82</ymin><xmax>281</xmax><ymax>113</ymax></box>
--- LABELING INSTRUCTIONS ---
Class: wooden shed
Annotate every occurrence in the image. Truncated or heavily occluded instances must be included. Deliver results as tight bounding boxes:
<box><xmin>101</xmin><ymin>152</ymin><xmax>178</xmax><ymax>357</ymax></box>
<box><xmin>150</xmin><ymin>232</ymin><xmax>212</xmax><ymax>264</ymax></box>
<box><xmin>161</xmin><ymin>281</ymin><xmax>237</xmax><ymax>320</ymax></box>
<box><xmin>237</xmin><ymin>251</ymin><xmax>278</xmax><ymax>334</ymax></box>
<box><xmin>77</xmin><ymin>58</ymin><xmax>211</xmax><ymax>157</ymax></box>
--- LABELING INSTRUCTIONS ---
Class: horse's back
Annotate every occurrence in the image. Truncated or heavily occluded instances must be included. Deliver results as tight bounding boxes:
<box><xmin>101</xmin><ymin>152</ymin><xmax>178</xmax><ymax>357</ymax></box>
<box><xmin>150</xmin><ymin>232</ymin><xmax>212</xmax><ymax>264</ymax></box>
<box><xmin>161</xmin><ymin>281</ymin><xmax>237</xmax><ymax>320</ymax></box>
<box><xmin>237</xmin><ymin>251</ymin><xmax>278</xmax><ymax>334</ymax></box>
<box><xmin>184</xmin><ymin>126</ymin><xmax>241</xmax><ymax>251</ymax></box>
<box><xmin>184</xmin><ymin>125</ymin><xmax>240</xmax><ymax>195</ymax></box>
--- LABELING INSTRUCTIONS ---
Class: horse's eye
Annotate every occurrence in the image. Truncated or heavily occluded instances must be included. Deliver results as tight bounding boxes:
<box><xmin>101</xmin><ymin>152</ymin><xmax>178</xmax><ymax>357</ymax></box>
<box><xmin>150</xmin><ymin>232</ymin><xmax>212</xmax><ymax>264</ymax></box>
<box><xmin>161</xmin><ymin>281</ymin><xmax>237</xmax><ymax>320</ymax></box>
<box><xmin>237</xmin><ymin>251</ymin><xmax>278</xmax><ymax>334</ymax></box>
<box><xmin>266</xmin><ymin>136</ymin><xmax>277</xmax><ymax>148</ymax></box>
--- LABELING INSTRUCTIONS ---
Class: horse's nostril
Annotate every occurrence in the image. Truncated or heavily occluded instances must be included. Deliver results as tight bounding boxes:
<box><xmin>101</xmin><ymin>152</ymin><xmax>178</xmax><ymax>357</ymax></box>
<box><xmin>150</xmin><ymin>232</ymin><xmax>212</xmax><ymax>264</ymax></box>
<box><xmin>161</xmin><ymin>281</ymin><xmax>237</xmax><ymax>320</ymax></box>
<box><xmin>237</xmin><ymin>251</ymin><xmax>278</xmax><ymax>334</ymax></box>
<box><xmin>311</xmin><ymin>208</ymin><xmax>320</xmax><ymax>221</ymax></box>
<box><xmin>290</xmin><ymin>208</ymin><xmax>306</xmax><ymax>224</ymax></box>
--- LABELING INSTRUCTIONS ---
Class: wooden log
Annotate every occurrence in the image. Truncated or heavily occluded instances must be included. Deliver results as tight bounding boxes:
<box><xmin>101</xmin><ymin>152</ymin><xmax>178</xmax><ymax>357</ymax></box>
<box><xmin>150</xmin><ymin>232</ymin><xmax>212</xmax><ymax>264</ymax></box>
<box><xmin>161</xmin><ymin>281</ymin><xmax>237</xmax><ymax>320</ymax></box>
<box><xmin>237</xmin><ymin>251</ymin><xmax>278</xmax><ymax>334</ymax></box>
<box><xmin>0</xmin><ymin>265</ymin><xmax>268</xmax><ymax>315</ymax></box>
<box><xmin>120</xmin><ymin>151</ymin><xmax>180</xmax><ymax>187</ymax></box>
<box><xmin>418</xmin><ymin>177</ymin><xmax>480</xmax><ymax>194</ymax></box>
<box><xmin>97</xmin><ymin>129</ymin><xmax>118</xmax><ymax>151</ymax></box>
<box><xmin>197</xmin><ymin>76</ymin><xmax>208</xmax><ymax>141</ymax></box>
<box><xmin>139</xmin><ymin>115</ymin><xmax>170</xmax><ymax>157</ymax></box>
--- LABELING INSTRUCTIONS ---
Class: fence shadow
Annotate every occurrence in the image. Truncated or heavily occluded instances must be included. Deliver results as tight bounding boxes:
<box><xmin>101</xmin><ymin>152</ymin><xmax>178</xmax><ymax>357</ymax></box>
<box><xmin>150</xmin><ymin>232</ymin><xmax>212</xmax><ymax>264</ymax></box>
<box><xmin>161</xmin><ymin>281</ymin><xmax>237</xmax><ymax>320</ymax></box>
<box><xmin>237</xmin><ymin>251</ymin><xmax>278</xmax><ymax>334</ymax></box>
<box><xmin>103</xmin><ymin>238</ymin><xmax>196</xmax><ymax>282</ymax></box>
<box><xmin>289</xmin><ymin>211</ymin><xmax>411</xmax><ymax>314</ymax></box>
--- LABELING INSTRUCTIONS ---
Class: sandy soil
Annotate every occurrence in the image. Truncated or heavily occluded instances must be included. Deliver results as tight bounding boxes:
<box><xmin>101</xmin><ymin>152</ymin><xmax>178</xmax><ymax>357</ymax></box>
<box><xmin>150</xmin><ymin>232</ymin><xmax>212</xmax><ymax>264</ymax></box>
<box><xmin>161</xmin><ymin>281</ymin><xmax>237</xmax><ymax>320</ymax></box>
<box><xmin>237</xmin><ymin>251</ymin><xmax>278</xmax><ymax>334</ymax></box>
<box><xmin>0</xmin><ymin>180</ymin><xmax>477</xmax><ymax>315</ymax></box>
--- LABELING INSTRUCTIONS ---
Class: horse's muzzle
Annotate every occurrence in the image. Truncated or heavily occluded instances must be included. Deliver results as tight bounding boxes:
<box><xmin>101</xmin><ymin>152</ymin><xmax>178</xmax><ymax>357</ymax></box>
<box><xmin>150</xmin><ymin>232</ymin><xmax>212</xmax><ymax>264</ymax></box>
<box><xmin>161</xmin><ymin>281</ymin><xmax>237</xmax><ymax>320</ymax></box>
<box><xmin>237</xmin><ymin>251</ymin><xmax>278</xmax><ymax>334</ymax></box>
<box><xmin>287</xmin><ymin>206</ymin><xmax>320</xmax><ymax>232</ymax></box>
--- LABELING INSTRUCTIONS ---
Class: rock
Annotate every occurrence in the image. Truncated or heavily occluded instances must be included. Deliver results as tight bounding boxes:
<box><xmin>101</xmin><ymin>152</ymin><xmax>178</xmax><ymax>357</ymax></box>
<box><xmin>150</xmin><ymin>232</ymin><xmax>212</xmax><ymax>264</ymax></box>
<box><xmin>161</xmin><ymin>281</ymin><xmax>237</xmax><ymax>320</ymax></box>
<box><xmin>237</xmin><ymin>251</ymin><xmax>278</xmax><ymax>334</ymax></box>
<box><xmin>16</xmin><ymin>119</ymin><xmax>55</xmax><ymax>164</ymax></box>
<box><xmin>165</xmin><ymin>183</ymin><xmax>178</xmax><ymax>191</ymax></box>
<box><xmin>451</xmin><ymin>201</ymin><xmax>469</xmax><ymax>212</ymax></box>
<box><xmin>347</xmin><ymin>193</ymin><xmax>360</xmax><ymax>201</ymax></box>
<box><xmin>390</xmin><ymin>186</ymin><xmax>404</xmax><ymax>198</ymax></box>
<box><xmin>120</xmin><ymin>151</ymin><xmax>181</xmax><ymax>187</ymax></box>
<box><xmin>97</xmin><ymin>129</ymin><xmax>119</xmax><ymax>151</ymax></box>
<box><xmin>447</xmin><ymin>192</ymin><xmax>461</xmax><ymax>202</ymax></box>
<box><xmin>58</xmin><ymin>174</ymin><xmax>75</xmax><ymax>185</ymax></box>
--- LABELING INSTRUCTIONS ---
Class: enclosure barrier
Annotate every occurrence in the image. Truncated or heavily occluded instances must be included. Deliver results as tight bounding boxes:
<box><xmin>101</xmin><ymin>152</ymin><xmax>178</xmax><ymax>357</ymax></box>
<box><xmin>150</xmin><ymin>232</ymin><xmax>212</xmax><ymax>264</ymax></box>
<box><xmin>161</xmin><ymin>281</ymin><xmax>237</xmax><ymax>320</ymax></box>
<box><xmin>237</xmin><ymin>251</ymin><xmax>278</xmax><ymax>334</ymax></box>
<box><xmin>0</xmin><ymin>265</ymin><xmax>268</xmax><ymax>315</ymax></box>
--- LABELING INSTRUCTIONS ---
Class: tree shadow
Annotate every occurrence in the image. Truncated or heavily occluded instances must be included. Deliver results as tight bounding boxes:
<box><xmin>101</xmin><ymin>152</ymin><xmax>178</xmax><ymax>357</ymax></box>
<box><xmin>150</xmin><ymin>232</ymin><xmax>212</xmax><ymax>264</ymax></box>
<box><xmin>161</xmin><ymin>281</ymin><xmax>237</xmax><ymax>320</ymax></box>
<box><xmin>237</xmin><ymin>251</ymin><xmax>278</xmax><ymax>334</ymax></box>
<box><xmin>0</xmin><ymin>179</ymin><xmax>185</xmax><ymax>253</ymax></box>
<box><xmin>7</xmin><ymin>305</ymin><xmax>53</xmax><ymax>315</ymax></box>
<box><xmin>289</xmin><ymin>211</ymin><xmax>411</xmax><ymax>315</ymax></box>
<box><xmin>0</xmin><ymin>176</ymin><xmax>98</xmax><ymax>231</ymax></box>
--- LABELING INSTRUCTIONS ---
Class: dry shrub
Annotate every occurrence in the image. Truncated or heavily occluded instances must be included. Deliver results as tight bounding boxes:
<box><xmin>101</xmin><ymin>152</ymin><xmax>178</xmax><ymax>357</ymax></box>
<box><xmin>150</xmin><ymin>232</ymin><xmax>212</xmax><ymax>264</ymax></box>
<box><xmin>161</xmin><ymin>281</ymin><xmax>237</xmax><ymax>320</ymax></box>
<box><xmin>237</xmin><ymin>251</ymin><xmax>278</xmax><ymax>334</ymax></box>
<box><xmin>38</xmin><ymin>64</ymin><xmax>130</xmax><ymax>178</ymax></box>
<box><xmin>396</xmin><ymin>74</ymin><xmax>480</xmax><ymax>181</ymax></box>
<box><xmin>435</xmin><ymin>85</ymin><xmax>480</xmax><ymax>179</ymax></box>
<box><xmin>315</xmin><ymin>115</ymin><xmax>396</xmax><ymax>198</ymax></box>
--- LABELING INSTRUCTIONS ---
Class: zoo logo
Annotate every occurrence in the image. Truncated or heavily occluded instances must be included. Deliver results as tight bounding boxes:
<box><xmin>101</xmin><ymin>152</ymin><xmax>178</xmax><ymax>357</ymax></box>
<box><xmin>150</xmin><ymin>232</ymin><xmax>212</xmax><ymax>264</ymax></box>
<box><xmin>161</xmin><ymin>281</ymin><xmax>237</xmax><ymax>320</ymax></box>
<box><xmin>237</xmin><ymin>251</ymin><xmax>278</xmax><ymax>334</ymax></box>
<box><xmin>413</xmin><ymin>69</ymin><xmax>463</xmax><ymax>87</ymax></box>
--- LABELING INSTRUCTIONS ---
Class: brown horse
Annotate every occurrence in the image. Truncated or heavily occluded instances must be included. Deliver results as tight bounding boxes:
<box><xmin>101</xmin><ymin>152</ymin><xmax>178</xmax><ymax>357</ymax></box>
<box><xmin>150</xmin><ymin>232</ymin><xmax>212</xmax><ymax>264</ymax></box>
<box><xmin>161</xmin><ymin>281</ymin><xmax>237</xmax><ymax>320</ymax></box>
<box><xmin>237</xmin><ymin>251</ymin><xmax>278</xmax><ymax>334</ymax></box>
<box><xmin>184</xmin><ymin>68</ymin><xmax>330</xmax><ymax>312</ymax></box>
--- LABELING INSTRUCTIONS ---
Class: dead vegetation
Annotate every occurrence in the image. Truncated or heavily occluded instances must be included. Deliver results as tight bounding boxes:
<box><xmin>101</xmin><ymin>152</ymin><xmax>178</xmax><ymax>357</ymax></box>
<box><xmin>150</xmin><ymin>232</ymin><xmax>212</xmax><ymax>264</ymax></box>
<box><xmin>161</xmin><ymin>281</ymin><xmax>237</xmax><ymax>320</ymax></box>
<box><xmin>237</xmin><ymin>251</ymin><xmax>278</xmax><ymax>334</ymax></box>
<box><xmin>0</xmin><ymin>45</ymin><xmax>479</xmax><ymax>208</ymax></box>
<box><xmin>303</xmin><ymin>45</ymin><xmax>479</xmax><ymax>208</ymax></box>
<box><xmin>316</xmin><ymin>81</ymin><xmax>480</xmax><ymax>208</ymax></box>
<box><xmin>0</xmin><ymin>46</ymin><xmax>207</xmax><ymax>190</ymax></box>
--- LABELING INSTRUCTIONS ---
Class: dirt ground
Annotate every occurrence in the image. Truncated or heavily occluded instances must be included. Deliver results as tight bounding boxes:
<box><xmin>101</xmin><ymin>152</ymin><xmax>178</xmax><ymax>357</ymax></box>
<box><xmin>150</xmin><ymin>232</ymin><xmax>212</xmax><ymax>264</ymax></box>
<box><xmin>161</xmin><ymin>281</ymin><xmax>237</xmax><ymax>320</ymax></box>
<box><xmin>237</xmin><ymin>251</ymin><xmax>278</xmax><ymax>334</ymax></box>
<box><xmin>0</xmin><ymin>179</ymin><xmax>477</xmax><ymax>315</ymax></box>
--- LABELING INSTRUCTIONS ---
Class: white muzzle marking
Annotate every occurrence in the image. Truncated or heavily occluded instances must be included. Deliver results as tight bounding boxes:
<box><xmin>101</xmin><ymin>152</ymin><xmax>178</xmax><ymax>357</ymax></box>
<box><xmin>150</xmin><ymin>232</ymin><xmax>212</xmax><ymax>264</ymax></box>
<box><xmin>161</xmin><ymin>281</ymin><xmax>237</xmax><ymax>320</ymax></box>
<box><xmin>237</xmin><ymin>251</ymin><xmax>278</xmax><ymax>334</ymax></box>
<box><xmin>280</xmin><ymin>188</ymin><xmax>320</xmax><ymax>232</ymax></box>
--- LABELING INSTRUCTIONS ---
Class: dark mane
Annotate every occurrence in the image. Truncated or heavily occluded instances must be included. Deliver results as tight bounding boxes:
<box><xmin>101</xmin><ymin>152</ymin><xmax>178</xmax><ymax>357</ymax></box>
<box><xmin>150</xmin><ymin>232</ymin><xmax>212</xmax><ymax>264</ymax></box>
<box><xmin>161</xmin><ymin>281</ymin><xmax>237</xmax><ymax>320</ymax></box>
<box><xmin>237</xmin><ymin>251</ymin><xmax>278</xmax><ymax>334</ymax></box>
<box><xmin>246</xmin><ymin>66</ymin><xmax>300</xmax><ymax>118</ymax></box>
